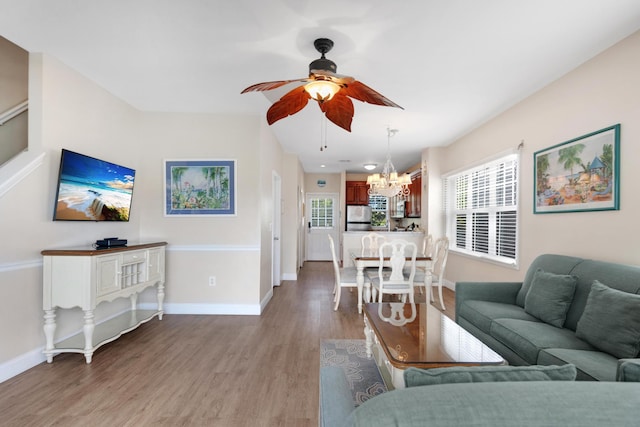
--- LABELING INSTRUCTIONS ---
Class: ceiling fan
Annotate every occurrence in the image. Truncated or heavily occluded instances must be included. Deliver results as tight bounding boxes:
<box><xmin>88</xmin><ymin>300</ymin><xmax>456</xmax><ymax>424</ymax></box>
<box><xmin>241</xmin><ymin>38</ymin><xmax>403</xmax><ymax>132</ymax></box>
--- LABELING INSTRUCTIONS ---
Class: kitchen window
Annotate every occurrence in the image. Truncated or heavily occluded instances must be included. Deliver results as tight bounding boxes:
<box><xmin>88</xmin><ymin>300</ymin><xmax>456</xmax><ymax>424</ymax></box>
<box><xmin>443</xmin><ymin>152</ymin><xmax>519</xmax><ymax>266</ymax></box>
<box><xmin>369</xmin><ymin>194</ymin><xmax>388</xmax><ymax>228</ymax></box>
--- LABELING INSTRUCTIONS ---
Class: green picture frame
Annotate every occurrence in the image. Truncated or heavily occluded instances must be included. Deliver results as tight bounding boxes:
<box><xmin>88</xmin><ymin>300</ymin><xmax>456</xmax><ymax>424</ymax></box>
<box><xmin>534</xmin><ymin>124</ymin><xmax>620</xmax><ymax>214</ymax></box>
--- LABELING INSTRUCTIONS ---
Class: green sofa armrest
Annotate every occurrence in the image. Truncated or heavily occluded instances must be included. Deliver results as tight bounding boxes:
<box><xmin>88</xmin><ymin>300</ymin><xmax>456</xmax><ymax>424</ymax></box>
<box><xmin>319</xmin><ymin>366</ymin><xmax>356</xmax><ymax>427</ymax></box>
<box><xmin>617</xmin><ymin>359</ymin><xmax>640</xmax><ymax>382</ymax></box>
<box><xmin>455</xmin><ymin>281</ymin><xmax>523</xmax><ymax>323</ymax></box>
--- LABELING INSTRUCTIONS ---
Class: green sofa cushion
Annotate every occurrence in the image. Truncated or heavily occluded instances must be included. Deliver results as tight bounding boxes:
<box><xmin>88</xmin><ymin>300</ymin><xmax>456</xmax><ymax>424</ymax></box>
<box><xmin>403</xmin><ymin>364</ymin><xmax>576</xmax><ymax>387</ymax></box>
<box><xmin>563</xmin><ymin>259</ymin><xmax>640</xmax><ymax>331</ymax></box>
<box><xmin>524</xmin><ymin>268</ymin><xmax>577</xmax><ymax>328</ymax></box>
<box><xmin>490</xmin><ymin>318</ymin><xmax>594</xmax><ymax>364</ymax></box>
<box><xmin>515</xmin><ymin>254</ymin><xmax>583</xmax><ymax>307</ymax></box>
<box><xmin>576</xmin><ymin>280</ymin><xmax>640</xmax><ymax>359</ymax></box>
<box><xmin>617</xmin><ymin>359</ymin><xmax>640</xmax><ymax>382</ymax></box>
<box><xmin>458</xmin><ymin>300</ymin><xmax>539</xmax><ymax>334</ymax></box>
<box><xmin>537</xmin><ymin>348</ymin><xmax>618</xmax><ymax>381</ymax></box>
<box><xmin>344</xmin><ymin>382</ymin><xmax>640</xmax><ymax>427</ymax></box>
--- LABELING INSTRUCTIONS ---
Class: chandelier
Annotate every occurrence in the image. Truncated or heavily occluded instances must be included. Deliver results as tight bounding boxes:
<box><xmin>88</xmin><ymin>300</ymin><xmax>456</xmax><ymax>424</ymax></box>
<box><xmin>367</xmin><ymin>128</ymin><xmax>411</xmax><ymax>199</ymax></box>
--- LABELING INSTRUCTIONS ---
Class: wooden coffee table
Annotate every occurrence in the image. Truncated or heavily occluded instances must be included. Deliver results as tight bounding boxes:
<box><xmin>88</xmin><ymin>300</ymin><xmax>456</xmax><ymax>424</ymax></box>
<box><xmin>364</xmin><ymin>303</ymin><xmax>506</xmax><ymax>389</ymax></box>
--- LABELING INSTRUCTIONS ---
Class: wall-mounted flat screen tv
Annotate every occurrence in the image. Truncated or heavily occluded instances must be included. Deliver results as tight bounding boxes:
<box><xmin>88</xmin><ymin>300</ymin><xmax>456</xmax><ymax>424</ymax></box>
<box><xmin>52</xmin><ymin>149</ymin><xmax>136</xmax><ymax>221</ymax></box>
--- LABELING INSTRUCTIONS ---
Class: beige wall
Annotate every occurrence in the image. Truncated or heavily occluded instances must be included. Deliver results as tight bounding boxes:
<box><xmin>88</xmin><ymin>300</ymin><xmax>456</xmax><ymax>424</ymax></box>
<box><xmin>304</xmin><ymin>172</ymin><xmax>342</xmax><ymax>194</ymax></box>
<box><xmin>0</xmin><ymin>53</ymin><xmax>296</xmax><ymax>379</ymax></box>
<box><xmin>0</xmin><ymin>54</ymin><xmax>143</xmax><ymax>368</ymax></box>
<box><xmin>134</xmin><ymin>112</ymin><xmax>269</xmax><ymax>312</ymax></box>
<box><xmin>425</xmin><ymin>30</ymin><xmax>640</xmax><ymax>287</ymax></box>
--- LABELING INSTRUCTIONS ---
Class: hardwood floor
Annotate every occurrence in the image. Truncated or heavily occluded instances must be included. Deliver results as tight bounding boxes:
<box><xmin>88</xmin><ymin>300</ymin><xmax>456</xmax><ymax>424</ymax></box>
<box><xmin>0</xmin><ymin>261</ymin><xmax>455</xmax><ymax>427</ymax></box>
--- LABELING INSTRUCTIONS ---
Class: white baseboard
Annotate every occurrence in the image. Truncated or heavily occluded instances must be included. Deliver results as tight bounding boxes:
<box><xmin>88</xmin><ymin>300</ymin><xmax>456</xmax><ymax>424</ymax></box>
<box><xmin>445</xmin><ymin>279</ymin><xmax>455</xmax><ymax>291</ymax></box>
<box><xmin>282</xmin><ymin>273</ymin><xmax>297</xmax><ymax>281</ymax></box>
<box><xmin>139</xmin><ymin>302</ymin><xmax>262</xmax><ymax>315</ymax></box>
<box><xmin>0</xmin><ymin>347</ymin><xmax>47</xmax><ymax>384</ymax></box>
<box><xmin>260</xmin><ymin>289</ymin><xmax>273</xmax><ymax>313</ymax></box>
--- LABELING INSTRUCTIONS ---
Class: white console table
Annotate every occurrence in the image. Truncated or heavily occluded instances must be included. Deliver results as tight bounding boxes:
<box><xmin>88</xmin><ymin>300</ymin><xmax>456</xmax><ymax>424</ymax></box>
<box><xmin>42</xmin><ymin>241</ymin><xmax>167</xmax><ymax>363</ymax></box>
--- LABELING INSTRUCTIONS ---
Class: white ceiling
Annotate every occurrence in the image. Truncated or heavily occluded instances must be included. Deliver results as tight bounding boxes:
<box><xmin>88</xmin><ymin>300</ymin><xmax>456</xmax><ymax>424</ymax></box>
<box><xmin>1</xmin><ymin>0</ymin><xmax>640</xmax><ymax>173</ymax></box>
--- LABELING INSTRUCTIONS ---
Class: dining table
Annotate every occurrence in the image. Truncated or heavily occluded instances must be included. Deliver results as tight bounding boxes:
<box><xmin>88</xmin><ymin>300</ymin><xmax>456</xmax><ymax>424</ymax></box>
<box><xmin>349</xmin><ymin>248</ymin><xmax>432</xmax><ymax>314</ymax></box>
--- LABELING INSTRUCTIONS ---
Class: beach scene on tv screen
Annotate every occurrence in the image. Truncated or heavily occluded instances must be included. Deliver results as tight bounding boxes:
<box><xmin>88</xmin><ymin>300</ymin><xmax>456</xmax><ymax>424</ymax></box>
<box><xmin>54</xmin><ymin>151</ymin><xmax>135</xmax><ymax>221</ymax></box>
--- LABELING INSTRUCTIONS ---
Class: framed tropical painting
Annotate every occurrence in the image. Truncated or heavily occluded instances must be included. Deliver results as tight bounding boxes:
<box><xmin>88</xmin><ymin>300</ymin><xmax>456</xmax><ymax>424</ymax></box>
<box><xmin>164</xmin><ymin>159</ymin><xmax>236</xmax><ymax>216</ymax></box>
<box><xmin>534</xmin><ymin>124</ymin><xmax>619</xmax><ymax>214</ymax></box>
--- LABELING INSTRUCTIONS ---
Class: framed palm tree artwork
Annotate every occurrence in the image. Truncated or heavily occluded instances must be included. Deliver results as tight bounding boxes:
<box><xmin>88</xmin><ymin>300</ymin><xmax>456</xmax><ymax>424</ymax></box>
<box><xmin>534</xmin><ymin>124</ymin><xmax>619</xmax><ymax>214</ymax></box>
<box><xmin>164</xmin><ymin>159</ymin><xmax>236</xmax><ymax>216</ymax></box>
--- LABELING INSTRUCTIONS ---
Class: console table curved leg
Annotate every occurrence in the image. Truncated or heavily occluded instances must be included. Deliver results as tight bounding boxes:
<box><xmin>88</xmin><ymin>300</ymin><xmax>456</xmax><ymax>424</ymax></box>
<box><xmin>43</xmin><ymin>309</ymin><xmax>57</xmax><ymax>363</ymax></box>
<box><xmin>83</xmin><ymin>310</ymin><xmax>95</xmax><ymax>364</ymax></box>
<box><xmin>157</xmin><ymin>281</ymin><xmax>165</xmax><ymax>320</ymax></box>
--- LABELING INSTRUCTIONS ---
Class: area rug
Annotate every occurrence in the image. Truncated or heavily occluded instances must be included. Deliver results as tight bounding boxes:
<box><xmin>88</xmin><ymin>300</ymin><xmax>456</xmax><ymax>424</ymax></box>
<box><xmin>320</xmin><ymin>339</ymin><xmax>387</xmax><ymax>406</ymax></box>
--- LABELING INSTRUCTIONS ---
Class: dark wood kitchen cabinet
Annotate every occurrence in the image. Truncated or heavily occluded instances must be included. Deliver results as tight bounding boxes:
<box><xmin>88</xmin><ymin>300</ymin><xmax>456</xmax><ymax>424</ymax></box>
<box><xmin>405</xmin><ymin>173</ymin><xmax>422</xmax><ymax>217</ymax></box>
<box><xmin>346</xmin><ymin>181</ymin><xmax>369</xmax><ymax>205</ymax></box>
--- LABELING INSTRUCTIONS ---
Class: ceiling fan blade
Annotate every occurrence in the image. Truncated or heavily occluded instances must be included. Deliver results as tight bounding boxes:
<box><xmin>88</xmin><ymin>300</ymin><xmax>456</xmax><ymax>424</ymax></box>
<box><xmin>241</xmin><ymin>78</ymin><xmax>308</xmax><ymax>94</ymax></box>
<box><xmin>341</xmin><ymin>80</ymin><xmax>403</xmax><ymax>109</ymax></box>
<box><xmin>266</xmin><ymin>86</ymin><xmax>311</xmax><ymax>125</ymax></box>
<box><xmin>319</xmin><ymin>94</ymin><xmax>354</xmax><ymax>132</ymax></box>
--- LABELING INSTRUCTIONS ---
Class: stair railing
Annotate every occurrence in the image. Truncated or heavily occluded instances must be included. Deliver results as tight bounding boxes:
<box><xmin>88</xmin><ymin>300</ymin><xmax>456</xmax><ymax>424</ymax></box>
<box><xmin>0</xmin><ymin>100</ymin><xmax>28</xmax><ymax>126</ymax></box>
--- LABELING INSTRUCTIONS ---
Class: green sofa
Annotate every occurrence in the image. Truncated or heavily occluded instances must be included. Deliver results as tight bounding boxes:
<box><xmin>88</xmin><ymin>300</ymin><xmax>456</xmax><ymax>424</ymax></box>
<box><xmin>455</xmin><ymin>254</ymin><xmax>640</xmax><ymax>381</ymax></box>
<box><xmin>319</xmin><ymin>364</ymin><xmax>640</xmax><ymax>426</ymax></box>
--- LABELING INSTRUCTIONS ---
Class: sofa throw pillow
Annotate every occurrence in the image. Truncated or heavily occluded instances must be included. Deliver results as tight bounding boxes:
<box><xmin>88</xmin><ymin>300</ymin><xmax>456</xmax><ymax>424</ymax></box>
<box><xmin>524</xmin><ymin>268</ymin><xmax>577</xmax><ymax>328</ymax></box>
<box><xmin>403</xmin><ymin>364</ymin><xmax>577</xmax><ymax>387</ymax></box>
<box><xmin>576</xmin><ymin>280</ymin><xmax>640</xmax><ymax>359</ymax></box>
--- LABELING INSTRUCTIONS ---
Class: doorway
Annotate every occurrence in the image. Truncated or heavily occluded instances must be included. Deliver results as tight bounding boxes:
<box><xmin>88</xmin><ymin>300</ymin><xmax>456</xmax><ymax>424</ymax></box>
<box><xmin>305</xmin><ymin>193</ymin><xmax>339</xmax><ymax>261</ymax></box>
<box><xmin>272</xmin><ymin>172</ymin><xmax>281</xmax><ymax>287</ymax></box>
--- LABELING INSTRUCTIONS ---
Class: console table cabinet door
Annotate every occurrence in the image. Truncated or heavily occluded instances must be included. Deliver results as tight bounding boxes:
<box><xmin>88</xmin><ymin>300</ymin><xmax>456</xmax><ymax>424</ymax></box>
<box><xmin>147</xmin><ymin>248</ymin><xmax>164</xmax><ymax>282</ymax></box>
<box><xmin>96</xmin><ymin>254</ymin><xmax>121</xmax><ymax>297</ymax></box>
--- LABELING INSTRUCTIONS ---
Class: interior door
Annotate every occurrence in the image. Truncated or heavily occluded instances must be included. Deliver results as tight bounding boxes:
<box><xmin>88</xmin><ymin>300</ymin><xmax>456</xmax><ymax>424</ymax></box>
<box><xmin>272</xmin><ymin>172</ymin><xmax>282</xmax><ymax>287</ymax></box>
<box><xmin>305</xmin><ymin>193</ymin><xmax>339</xmax><ymax>261</ymax></box>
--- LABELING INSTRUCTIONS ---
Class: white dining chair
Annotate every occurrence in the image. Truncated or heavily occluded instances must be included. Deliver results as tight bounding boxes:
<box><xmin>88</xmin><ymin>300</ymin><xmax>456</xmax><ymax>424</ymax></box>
<box><xmin>362</xmin><ymin>232</ymin><xmax>388</xmax><ymax>283</ymax></box>
<box><xmin>426</xmin><ymin>237</ymin><xmax>449</xmax><ymax>310</ymax></box>
<box><xmin>410</xmin><ymin>234</ymin><xmax>434</xmax><ymax>295</ymax></box>
<box><xmin>422</xmin><ymin>234</ymin><xmax>434</xmax><ymax>257</ymax></box>
<box><xmin>328</xmin><ymin>234</ymin><xmax>370</xmax><ymax>311</ymax></box>
<box><xmin>370</xmin><ymin>239</ymin><xmax>417</xmax><ymax>304</ymax></box>
<box><xmin>361</xmin><ymin>232</ymin><xmax>386</xmax><ymax>254</ymax></box>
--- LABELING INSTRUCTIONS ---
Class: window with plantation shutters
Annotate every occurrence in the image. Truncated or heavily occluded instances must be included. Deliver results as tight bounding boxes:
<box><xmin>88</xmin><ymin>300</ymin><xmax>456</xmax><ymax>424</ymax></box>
<box><xmin>444</xmin><ymin>153</ymin><xmax>519</xmax><ymax>266</ymax></box>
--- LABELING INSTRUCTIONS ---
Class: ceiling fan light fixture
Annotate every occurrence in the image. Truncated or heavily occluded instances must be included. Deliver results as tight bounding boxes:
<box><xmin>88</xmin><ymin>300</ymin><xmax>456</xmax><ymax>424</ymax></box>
<box><xmin>240</xmin><ymin>37</ymin><xmax>403</xmax><ymax>132</ymax></box>
<box><xmin>304</xmin><ymin>80</ymin><xmax>340</xmax><ymax>102</ymax></box>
